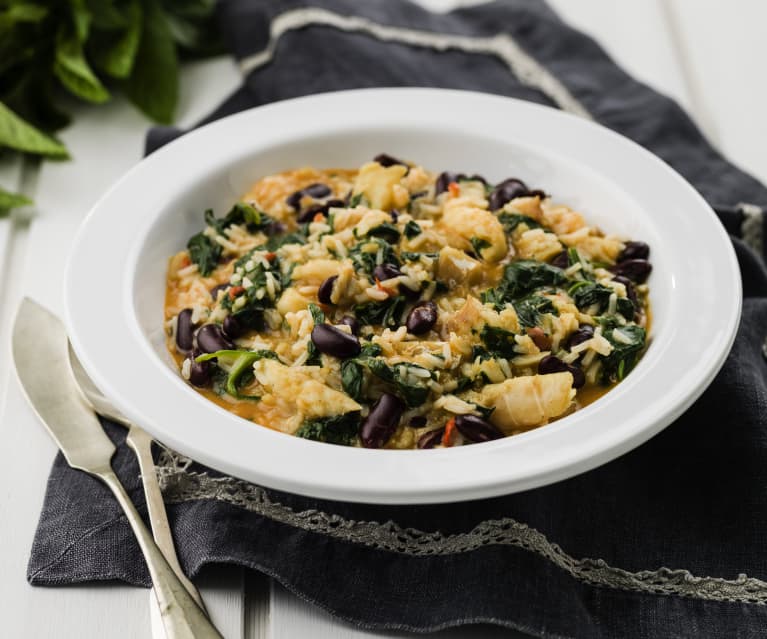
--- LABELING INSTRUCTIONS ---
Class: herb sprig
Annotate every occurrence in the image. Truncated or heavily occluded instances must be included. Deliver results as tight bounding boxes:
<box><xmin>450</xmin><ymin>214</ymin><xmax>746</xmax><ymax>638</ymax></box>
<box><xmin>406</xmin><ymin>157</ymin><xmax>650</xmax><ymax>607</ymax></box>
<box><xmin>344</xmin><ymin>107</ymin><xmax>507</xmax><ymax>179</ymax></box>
<box><xmin>0</xmin><ymin>0</ymin><xmax>222</xmax><ymax>213</ymax></box>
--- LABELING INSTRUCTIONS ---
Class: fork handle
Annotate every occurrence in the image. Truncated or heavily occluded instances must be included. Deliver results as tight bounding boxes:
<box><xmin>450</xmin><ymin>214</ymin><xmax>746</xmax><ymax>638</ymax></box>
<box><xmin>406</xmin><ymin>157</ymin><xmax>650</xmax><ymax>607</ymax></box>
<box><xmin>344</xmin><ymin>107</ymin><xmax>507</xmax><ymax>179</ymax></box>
<box><xmin>126</xmin><ymin>425</ymin><xmax>207</xmax><ymax>612</ymax></box>
<box><xmin>97</xmin><ymin>468</ymin><xmax>224</xmax><ymax>639</ymax></box>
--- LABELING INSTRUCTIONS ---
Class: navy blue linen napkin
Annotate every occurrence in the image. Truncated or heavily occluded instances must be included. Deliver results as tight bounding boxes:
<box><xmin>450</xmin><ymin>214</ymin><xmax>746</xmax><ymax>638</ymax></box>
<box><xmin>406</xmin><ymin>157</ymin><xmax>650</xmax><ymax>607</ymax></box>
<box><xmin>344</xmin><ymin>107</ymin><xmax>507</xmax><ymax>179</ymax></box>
<box><xmin>28</xmin><ymin>2</ymin><xmax>767</xmax><ymax>637</ymax></box>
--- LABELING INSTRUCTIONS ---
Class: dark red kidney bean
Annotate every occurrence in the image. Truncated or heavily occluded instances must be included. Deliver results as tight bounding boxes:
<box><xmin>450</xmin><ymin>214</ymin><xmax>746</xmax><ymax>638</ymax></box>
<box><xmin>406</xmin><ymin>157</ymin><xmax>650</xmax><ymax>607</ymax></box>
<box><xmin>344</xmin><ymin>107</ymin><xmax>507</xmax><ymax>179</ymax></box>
<box><xmin>297</xmin><ymin>203</ymin><xmax>327</xmax><ymax>223</ymax></box>
<box><xmin>569</xmin><ymin>366</ymin><xmax>586</xmax><ymax>389</ymax></box>
<box><xmin>435</xmin><ymin>171</ymin><xmax>462</xmax><ymax>194</ymax></box>
<box><xmin>618</xmin><ymin>240</ymin><xmax>650</xmax><ymax>261</ymax></box>
<box><xmin>567</xmin><ymin>325</ymin><xmax>594</xmax><ymax>350</ymax></box>
<box><xmin>538</xmin><ymin>355</ymin><xmax>585</xmax><ymax>388</ymax></box>
<box><xmin>374</xmin><ymin>153</ymin><xmax>407</xmax><ymax>168</ymax></box>
<box><xmin>488</xmin><ymin>178</ymin><xmax>530</xmax><ymax>211</ymax></box>
<box><xmin>195</xmin><ymin>324</ymin><xmax>234</xmax><ymax>354</ymax></box>
<box><xmin>175</xmin><ymin>309</ymin><xmax>195</xmax><ymax>353</ymax></box>
<box><xmin>222</xmin><ymin>315</ymin><xmax>245</xmax><ymax>339</ymax></box>
<box><xmin>550</xmin><ymin>251</ymin><xmax>569</xmax><ymax>269</ymax></box>
<box><xmin>286</xmin><ymin>189</ymin><xmax>304</xmax><ymax>210</ymax></box>
<box><xmin>418</xmin><ymin>428</ymin><xmax>445</xmax><ymax>449</ymax></box>
<box><xmin>408</xmin><ymin>416</ymin><xmax>427</xmax><ymax>428</ymax></box>
<box><xmin>311</xmin><ymin>324</ymin><xmax>361</xmax><ymax>358</ymax></box>
<box><xmin>373</xmin><ymin>263</ymin><xmax>402</xmax><ymax>281</ymax></box>
<box><xmin>296</xmin><ymin>198</ymin><xmax>346</xmax><ymax>223</ymax></box>
<box><xmin>317</xmin><ymin>276</ymin><xmax>338</xmax><ymax>304</ymax></box>
<box><xmin>528</xmin><ymin>188</ymin><xmax>547</xmax><ymax>199</ymax></box>
<box><xmin>303</xmin><ymin>183</ymin><xmax>331</xmax><ymax>198</ymax></box>
<box><xmin>339</xmin><ymin>315</ymin><xmax>360</xmax><ymax>335</ymax></box>
<box><xmin>455</xmin><ymin>414</ymin><xmax>503</xmax><ymax>443</ymax></box>
<box><xmin>209</xmin><ymin>284</ymin><xmax>228</xmax><ymax>301</ymax></box>
<box><xmin>286</xmin><ymin>183</ymin><xmax>332</xmax><ymax>210</ymax></box>
<box><xmin>526</xmin><ymin>327</ymin><xmax>551</xmax><ymax>351</ymax></box>
<box><xmin>188</xmin><ymin>357</ymin><xmax>212</xmax><ymax>387</ymax></box>
<box><xmin>538</xmin><ymin>355</ymin><xmax>568</xmax><ymax>375</ymax></box>
<box><xmin>612</xmin><ymin>275</ymin><xmax>638</xmax><ymax>307</ymax></box>
<box><xmin>390</xmin><ymin>209</ymin><xmax>399</xmax><ymax>222</ymax></box>
<box><xmin>361</xmin><ymin>393</ymin><xmax>404</xmax><ymax>448</ymax></box>
<box><xmin>406</xmin><ymin>301</ymin><xmax>438</xmax><ymax>335</ymax></box>
<box><xmin>610</xmin><ymin>259</ymin><xmax>652</xmax><ymax>283</ymax></box>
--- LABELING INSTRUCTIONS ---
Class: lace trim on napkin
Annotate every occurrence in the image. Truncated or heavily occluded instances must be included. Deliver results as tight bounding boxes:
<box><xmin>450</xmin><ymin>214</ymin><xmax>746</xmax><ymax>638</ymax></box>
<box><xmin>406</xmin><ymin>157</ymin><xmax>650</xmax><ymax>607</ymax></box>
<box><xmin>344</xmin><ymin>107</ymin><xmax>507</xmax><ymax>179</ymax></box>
<box><xmin>238</xmin><ymin>7</ymin><xmax>592</xmax><ymax>119</ymax></box>
<box><xmin>156</xmin><ymin>451</ymin><xmax>767</xmax><ymax>605</ymax></box>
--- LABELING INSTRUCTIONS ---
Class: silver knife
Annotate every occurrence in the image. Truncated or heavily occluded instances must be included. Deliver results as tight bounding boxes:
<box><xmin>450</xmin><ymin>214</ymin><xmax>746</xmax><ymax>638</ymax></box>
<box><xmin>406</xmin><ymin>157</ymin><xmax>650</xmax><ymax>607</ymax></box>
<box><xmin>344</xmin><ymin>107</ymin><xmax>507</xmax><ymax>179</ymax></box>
<box><xmin>12</xmin><ymin>298</ymin><xmax>223</xmax><ymax>639</ymax></box>
<box><xmin>67</xmin><ymin>342</ymin><xmax>206</xmax><ymax>613</ymax></box>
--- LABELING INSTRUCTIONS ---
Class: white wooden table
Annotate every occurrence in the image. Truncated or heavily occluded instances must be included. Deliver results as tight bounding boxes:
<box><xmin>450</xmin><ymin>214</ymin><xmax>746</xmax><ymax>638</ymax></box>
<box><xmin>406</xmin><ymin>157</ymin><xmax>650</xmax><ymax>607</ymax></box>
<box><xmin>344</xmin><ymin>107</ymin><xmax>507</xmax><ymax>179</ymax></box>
<box><xmin>1</xmin><ymin>1</ymin><xmax>765</xmax><ymax>636</ymax></box>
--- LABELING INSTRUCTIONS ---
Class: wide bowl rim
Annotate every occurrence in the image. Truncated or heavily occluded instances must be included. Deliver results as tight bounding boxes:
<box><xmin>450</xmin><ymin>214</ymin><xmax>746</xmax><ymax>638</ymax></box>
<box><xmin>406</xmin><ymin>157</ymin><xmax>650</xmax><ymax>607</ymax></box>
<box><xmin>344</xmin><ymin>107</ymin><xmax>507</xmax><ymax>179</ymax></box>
<box><xmin>64</xmin><ymin>87</ymin><xmax>741</xmax><ymax>504</ymax></box>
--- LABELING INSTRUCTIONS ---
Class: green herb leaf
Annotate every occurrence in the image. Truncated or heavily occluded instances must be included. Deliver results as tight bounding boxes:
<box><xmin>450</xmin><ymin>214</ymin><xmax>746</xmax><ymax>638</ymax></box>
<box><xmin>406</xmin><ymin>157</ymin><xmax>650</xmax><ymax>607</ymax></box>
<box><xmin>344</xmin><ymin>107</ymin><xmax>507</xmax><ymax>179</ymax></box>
<box><xmin>295</xmin><ymin>412</ymin><xmax>361</xmax><ymax>446</ymax></box>
<box><xmin>0</xmin><ymin>102</ymin><xmax>68</xmax><ymax>158</ymax></box>
<box><xmin>349</xmin><ymin>237</ymin><xmax>399</xmax><ymax>279</ymax></box>
<box><xmin>92</xmin><ymin>1</ymin><xmax>142</xmax><ymax>79</ymax></box>
<box><xmin>124</xmin><ymin>0</ymin><xmax>178</xmax><ymax>123</ymax></box>
<box><xmin>0</xmin><ymin>186</ymin><xmax>32</xmax><ymax>214</ymax></box>
<box><xmin>53</xmin><ymin>25</ymin><xmax>111</xmax><ymax>103</ymax></box>
<box><xmin>187</xmin><ymin>232</ymin><xmax>221</xmax><ymax>276</ymax></box>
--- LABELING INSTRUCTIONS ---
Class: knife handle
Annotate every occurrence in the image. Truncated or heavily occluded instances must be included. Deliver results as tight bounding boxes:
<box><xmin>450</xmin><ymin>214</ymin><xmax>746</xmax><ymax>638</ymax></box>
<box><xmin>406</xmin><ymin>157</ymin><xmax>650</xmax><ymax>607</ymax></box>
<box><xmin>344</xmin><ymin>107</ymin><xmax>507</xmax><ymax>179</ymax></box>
<box><xmin>97</xmin><ymin>467</ymin><xmax>224</xmax><ymax>639</ymax></box>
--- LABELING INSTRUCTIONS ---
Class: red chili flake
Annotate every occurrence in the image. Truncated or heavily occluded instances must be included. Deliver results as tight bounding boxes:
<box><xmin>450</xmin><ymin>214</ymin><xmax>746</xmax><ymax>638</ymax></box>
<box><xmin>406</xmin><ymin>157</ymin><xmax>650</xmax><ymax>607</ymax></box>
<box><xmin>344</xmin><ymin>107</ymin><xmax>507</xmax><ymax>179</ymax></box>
<box><xmin>228</xmin><ymin>286</ymin><xmax>246</xmax><ymax>300</ymax></box>
<box><xmin>448</xmin><ymin>182</ymin><xmax>461</xmax><ymax>198</ymax></box>
<box><xmin>442</xmin><ymin>417</ymin><xmax>457</xmax><ymax>447</ymax></box>
<box><xmin>264</xmin><ymin>252</ymin><xmax>277</xmax><ymax>261</ymax></box>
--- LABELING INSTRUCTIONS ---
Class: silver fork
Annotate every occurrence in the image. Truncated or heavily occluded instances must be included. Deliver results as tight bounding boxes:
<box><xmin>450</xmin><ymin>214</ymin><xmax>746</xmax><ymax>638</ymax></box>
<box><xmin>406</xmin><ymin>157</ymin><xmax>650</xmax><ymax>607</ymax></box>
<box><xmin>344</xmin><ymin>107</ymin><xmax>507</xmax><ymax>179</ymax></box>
<box><xmin>68</xmin><ymin>343</ymin><xmax>206</xmax><ymax>613</ymax></box>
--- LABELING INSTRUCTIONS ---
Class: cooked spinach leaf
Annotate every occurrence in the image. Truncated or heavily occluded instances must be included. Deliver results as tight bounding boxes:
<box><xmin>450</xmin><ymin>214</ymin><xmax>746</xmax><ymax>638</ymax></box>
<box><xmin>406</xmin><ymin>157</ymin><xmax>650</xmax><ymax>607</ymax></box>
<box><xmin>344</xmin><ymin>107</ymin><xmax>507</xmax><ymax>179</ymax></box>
<box><xmin>598</xmin><ymin>322</ymin><xmax>646</xmax><ymax>384</ymax></box>
<box><xmin>366</xmin><ymin>359</ymin><xmax>431</xmax><ymax>407</ymax></box>
<box><xmin>206</xmin><ymin>202</ymin><xmax>275</xmax><ymax>234</ymax></box>
<box><xmin>497</xmin><ymin>213</ymin><xmax>543</xmax><ymax>234</ymax></box>
<box><xmin>295</xmin><ymin>412</ymin><xmax>361</xmax><ymax>446</ymax></box>
<box><xmin>220</xmin><ymin>249</ymin><xmax>283</xmax><ymax>329</ymax></box>
<box><xmin>403</xmin><ymin>220</ymin><xmax>422</xmax><ymax>239</ymax></box>
<box><xmin>348</xmin><ymin>193</ymin><xmax>366</xmax><ymax>207</ymax></box>
<box><xmin>308</xmin><ymin>303</ymin><xmax>325</xmax><ymax>324</ymax></box>
<box><xmin>503</xmin><ymin>260</ymin><xmax>568</xmax><ymax>298</ymax></box>
<box><xmin>341</xmin><ymin>360</ymin><xmax>365</xmax><ymax>401</ymax></box>
<box><xmin>482</xmin><ymin>260</ymin><xmax>567</xmax><ymax>308</ymax></box>
<box><xmin>469</xmin><ymin>236</ymin><xmax>491</xmax><ymax>258</ymax></box>
<box><xmin>187</xmin><ymin>232</ymin><xmax>221</xmax><ymax>276</ymax></box>
<box><xmin>349</xmin><ymin>238</ymin><xmax>399</xmax><ymax>278</ymax></box>
<box><xmin>513</xmin><ymin>295</ymin><xmax>559</xmax><ymax>328</ymax></box>
<box><xmin>479</xmin><ymin>325</ymin><xmax>518</xmax><ymax>359</ymax></box>
<box><xmin>353</xmin><ymin>296</ymin><xmax>406</xmax><ymax>328</ymax></box>
<box><xmin>570</xmin><ymin>282</ymin><xmax>634</xmax><ymax>317</ymax></box>
<box><xmin>367</xmin><ymin>222</ymin><xmax>400</xmax><ymax>244</ymax></box>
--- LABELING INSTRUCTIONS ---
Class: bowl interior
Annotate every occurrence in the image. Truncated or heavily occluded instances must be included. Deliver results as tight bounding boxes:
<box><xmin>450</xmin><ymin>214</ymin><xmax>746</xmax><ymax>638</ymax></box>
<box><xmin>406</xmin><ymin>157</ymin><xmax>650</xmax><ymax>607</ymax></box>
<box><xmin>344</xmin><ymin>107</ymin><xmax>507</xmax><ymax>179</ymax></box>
<box><xmin>132</xmin><ymin>126</ymin><xmax>670</xmax><ymax>381</ymax></box>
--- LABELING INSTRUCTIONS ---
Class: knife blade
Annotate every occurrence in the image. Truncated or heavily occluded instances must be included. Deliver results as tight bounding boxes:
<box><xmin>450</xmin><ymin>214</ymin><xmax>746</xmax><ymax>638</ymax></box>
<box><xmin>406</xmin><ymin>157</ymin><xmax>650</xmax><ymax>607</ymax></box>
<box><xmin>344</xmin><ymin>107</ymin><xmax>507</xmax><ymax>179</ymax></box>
<box><xmin>12</xmin><ymin>297</ymin><xmax>223</xmax><ymax>639</ymax></box>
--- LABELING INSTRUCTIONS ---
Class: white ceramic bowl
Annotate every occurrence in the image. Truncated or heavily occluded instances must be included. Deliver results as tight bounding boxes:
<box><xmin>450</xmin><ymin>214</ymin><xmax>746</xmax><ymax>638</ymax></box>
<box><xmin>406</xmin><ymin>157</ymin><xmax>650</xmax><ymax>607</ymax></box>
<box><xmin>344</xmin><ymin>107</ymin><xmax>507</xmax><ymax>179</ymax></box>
<box><xmin>65</xmin><ymin>88</ymin><xmax>740</xmax><ymax>504</ymax></box>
